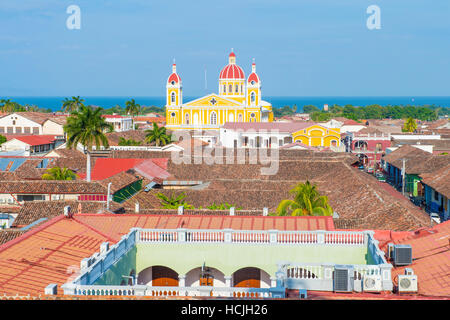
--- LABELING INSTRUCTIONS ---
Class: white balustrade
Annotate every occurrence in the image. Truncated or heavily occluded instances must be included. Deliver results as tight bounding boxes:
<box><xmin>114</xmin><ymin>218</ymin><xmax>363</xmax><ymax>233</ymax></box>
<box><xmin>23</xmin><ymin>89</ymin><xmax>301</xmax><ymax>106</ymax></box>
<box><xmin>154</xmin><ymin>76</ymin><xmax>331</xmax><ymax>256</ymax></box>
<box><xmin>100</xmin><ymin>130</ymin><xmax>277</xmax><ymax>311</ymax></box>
<box><xmin>136</xmin><ymin>229</ymin><xmax>366</xmax><ymax>246</ymax></box>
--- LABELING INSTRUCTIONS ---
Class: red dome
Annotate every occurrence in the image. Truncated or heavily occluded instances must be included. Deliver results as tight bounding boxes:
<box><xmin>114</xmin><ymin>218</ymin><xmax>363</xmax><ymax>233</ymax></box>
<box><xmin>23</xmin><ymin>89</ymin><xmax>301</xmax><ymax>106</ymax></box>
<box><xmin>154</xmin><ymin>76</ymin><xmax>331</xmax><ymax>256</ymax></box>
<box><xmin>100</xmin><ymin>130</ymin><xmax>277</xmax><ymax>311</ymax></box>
<box><xmin>248</xmin><ymin>72</ymin><xmax>260</xmax><ymax>84</ymax></box>
<box><xmin>168</xmin><ymin>72</ymin><xmax>181</xmax><ymax>84</ymax></box>
<box><xmin>229</xmin><ymin>52</ymin><xmax>236</xmax><ymax>58</ymax></box>
<box><xmin>219</xmin><ymin>64</ymin><xmax>245</xmax><ymax>79</ymax></box>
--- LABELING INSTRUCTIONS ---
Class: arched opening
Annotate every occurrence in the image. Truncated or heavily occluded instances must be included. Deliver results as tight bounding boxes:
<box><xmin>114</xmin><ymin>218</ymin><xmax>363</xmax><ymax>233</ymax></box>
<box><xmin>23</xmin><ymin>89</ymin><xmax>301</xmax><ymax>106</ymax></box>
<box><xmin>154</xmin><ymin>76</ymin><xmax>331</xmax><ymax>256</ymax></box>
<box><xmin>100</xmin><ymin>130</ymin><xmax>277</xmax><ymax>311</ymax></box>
<box><xmin>255</xmin><ymin>136</ymin><xmax>262</xmax><ymax>148</ymax></box>
<box><xmin>229</xmin><ymin>113</ymin><xmax>234</xmax><ymax>122</ymax></box>
<box><xmin>359</xmin><ymin>154</ymin><xmax>369</xmax><ymax>166</ymax></box>
<box><xmin>283</xmin><ymin>136</ymin><xmax>293</xmax><ymax>144</ymax></box>
<box><xmin>185</xmin><ymin>113</ymin><xmax>190</xmax><ymax>125</ymax></box>
<box><xmin>171</xmin><ymin>92</ymin><xmax>176</xmax><ymax>105</ymax></box>
<box><xmin>238</xmin><ymin>114</ymin><xmax>243</xmax><ymax>122</ymax></box>
<box><xmin>354</xmin><ymin>140</ymin><xmax>368</xmax><ymax>151</ymax></box>
<box><xmin>251</xmin><ymin>92</ymin><xmax>256</xmax><ymax>104</ymax></box>
<box><xmin>185</xmin><ymin>266</ymin><xmax>226</xmax><ymax>287</ymax></box>
<box><xmin>232</xmin><ymin>267</ymin><xmax>270</xmax><ymax>288</ymax></box>
<box><xmin>137</xmin><ymin>266</ymin><xmax>179</xmax><ymax>286</ymax></box>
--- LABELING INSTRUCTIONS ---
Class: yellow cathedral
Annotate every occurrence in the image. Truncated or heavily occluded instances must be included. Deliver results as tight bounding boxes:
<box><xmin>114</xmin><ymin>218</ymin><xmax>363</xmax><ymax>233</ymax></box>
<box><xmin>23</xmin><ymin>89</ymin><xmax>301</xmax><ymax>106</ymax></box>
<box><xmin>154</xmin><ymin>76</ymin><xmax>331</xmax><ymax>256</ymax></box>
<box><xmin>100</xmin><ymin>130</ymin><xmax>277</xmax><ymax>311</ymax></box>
<box><xmin>165</xmin><ymin>51</ymin><xmax>274</xmax><ymax>130</ymax></box>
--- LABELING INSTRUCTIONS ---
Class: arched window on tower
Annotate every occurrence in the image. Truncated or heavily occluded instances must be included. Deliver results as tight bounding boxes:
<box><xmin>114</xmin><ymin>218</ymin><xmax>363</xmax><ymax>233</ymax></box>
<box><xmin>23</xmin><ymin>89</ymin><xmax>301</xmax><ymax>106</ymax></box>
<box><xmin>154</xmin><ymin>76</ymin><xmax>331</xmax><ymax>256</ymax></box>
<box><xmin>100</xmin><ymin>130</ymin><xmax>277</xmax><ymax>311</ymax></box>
<box><xmin>229</xmin><ymin>85</ymin><xmax>232</xmax><ymax>93</ymax></box>
<box><xmin>223</xmin><ymin>84</ymin><xmax>226</xmax><ymax>93</ymax></box>
<box><xmin>171</xmin><ymin>92</ymin><xmax>176</xmax><ymax>105</ymax></box>
<box><xmin>210</xmin><ymin>112</ymin><xmax>217</xmax><ymax>125</ymax></box>
<box><xmin>241</xmin><ymin>84</ymin><xmax>243</xmax><ymax>93</ymax></box>
<box><xmin>185</xmin><ymin>113</ymin><xmax>190</xmax><ymax>124</ymax></box>
<box><xmin>235</xmin><ymin>84</ymin><xmax>239</xmax><ymax>93</ymax></box>
<box><xmin>251</xmin><ymin>92</ymin><xmax>256</xmax><ymax>105</ymax></box>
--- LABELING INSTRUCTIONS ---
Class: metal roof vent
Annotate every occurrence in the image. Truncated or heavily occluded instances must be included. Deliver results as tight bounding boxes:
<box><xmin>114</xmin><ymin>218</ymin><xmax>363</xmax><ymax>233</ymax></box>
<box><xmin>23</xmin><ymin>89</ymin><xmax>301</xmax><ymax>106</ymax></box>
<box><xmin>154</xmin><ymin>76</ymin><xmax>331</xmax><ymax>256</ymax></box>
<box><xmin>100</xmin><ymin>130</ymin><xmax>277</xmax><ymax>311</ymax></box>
<box><xmin>393</xmin><ymin>244</ymin><xmax>412</xmax><ymax>266</ymax></box>
<box><xmin>334</xmin><ymin>266</ymin><xmax>353</xmax><ymax>292</ymax></box>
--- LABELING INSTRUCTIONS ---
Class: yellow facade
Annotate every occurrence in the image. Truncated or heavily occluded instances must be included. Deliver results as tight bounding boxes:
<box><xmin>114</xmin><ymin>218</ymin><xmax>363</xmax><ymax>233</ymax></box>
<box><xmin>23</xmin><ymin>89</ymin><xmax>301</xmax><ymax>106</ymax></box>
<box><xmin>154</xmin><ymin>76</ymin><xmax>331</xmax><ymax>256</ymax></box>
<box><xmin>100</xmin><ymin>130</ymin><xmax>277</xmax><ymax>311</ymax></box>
<box><xmin>291</xmin><ymin>125</ymin><xmax>341</xmax><ymax>147</ymax></box>
<box><xmin>165</xmin><ymin>52</ymin><xmax>273</xmax><ymax>130</ymax></box>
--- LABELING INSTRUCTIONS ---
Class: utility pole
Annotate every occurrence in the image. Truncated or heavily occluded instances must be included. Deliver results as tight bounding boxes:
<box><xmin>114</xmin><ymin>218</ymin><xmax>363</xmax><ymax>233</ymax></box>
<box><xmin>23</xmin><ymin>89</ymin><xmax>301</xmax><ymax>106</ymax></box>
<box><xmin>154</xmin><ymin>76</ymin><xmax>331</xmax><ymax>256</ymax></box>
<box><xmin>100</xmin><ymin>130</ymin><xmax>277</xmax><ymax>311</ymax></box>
<box><xmin>402</xmin><ymin>158</ymin><xmax>406</xmax><ymax>196</ymax></box>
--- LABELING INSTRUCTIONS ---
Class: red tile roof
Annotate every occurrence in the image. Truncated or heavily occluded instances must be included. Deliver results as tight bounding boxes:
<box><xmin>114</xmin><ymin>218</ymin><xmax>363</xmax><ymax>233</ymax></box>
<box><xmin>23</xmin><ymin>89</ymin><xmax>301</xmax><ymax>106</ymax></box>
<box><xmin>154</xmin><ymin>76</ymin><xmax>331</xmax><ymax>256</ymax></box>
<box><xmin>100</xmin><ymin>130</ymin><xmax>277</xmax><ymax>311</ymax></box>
<box><xmin>74</xmin><ymin>214</ymin><xmax>335</xmax><ymax>241</ymax></box>
<box><xmin>374</xmin><ymin>221</ymin><xmax>450</xmax><ymax>297</ymax></box>
<box><xmin>89</xmin><ymin>158</ymin><xmax>169</xmax><ymax>180</ymax></box>
<box><xmin>11</xmin><ymin>135</ymin><xmax>56</xmax><ymax>146</ymax></box>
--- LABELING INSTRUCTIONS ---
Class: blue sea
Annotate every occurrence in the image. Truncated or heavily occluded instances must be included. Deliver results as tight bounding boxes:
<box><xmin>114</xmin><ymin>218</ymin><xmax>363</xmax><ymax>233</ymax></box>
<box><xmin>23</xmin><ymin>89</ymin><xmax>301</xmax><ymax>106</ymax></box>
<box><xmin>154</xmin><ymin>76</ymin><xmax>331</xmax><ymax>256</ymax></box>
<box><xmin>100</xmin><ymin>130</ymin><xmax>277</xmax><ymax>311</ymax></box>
<box><xmin>2</xmin><ymin>96</ymin><xmax>450</xmax><ymax>112</ymax></box>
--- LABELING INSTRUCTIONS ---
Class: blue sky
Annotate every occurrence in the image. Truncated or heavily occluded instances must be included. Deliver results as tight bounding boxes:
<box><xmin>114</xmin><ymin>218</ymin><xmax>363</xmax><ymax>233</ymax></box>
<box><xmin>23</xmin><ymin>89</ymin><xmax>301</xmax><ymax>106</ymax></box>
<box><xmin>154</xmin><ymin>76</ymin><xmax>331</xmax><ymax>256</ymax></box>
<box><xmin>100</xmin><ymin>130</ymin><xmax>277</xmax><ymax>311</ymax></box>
<box><xmin>0</xmin><ymin>0</ymin><xmax>449</xmax><ymax>97</ymax></box>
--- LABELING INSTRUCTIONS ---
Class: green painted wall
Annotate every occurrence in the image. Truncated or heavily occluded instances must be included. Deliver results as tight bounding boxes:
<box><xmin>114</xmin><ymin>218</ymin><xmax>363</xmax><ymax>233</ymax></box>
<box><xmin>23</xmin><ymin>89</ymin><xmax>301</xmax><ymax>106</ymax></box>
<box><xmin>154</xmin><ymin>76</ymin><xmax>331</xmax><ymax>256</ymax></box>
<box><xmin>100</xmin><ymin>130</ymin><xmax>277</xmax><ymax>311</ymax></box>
<box><xmin>136</xmin><ymin>243</ymin><xmax>368</xmax><ymax>277</ymax></box>
<box><xmin>406</xmin><ymin>174</ymin><xmax>421</xmax><ymax>197</ymax></box>
<box><xmin>94</xmin><ymin>247</ymin><xmax>137</xmax><ymax>285</ymax></box>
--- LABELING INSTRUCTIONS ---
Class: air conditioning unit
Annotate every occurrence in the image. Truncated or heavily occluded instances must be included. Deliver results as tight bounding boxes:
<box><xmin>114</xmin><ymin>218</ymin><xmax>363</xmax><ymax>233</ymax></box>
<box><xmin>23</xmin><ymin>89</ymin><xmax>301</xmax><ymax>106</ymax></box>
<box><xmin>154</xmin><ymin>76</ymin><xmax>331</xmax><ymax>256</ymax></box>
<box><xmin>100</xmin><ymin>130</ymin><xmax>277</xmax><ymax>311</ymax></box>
<box><xmin>363</xmin><ymin>275</ymin><xmax>382</xmax><ymax>292</ymax></box>
<box><xmin>393</xmin><ymin>244</ymin><xmax>412</xmax><ymax>266</ymax></box>
<box><xmin>398</xmin><ymin>274</ymin><xmax>418</xmax><ymax>293</ymax></box>
<box><xmin>334</xmin><ymin>266</ymin><xmax>354</xmax><ymax>292</ymax></box>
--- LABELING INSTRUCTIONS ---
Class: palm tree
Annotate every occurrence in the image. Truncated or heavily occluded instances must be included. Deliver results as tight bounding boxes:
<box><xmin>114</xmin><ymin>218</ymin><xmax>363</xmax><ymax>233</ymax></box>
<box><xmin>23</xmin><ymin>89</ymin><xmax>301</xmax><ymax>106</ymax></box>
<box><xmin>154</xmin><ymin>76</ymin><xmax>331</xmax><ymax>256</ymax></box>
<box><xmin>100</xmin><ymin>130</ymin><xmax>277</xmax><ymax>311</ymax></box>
<box><xmin>0</xmin><ymin>99</ymin><xmax>15</xmax><ymax>113</ymax></box>
<box><xmin>42</xmin><ymin>167</ymin><xmax>77</xmax><ymax>180</ymax></box>
<box><xmin>145</xmin><ymin>122</ymin><xmax>172</xmax><ymax>146</ymax></box>
<box><xmin>125</xmin><ymin>99</ymin><xmax>141</xmax><ymax>116</ymax></box>
<box><xmin>403</xmin><ymin>117</ymin><xmax>417</xmax><ymax>133</ymax></box>
<box><xmin>276</xmin><ymin>180</ymin><xmax>333</xmax><ymax>216</ymax></box>
<box><xmin>62</xmin><ymin>96</ymin><xmax>85</xmax><ymax>113</ymax></box>
<box><xmin>64</xmin><ymin>105</ymin><xmax>113</xmax><ymax>182</ymax></box>
<box><xmin>156</xmin><ymin>192</ymin><xmax>194</xmax><ymax>209</ymax></box>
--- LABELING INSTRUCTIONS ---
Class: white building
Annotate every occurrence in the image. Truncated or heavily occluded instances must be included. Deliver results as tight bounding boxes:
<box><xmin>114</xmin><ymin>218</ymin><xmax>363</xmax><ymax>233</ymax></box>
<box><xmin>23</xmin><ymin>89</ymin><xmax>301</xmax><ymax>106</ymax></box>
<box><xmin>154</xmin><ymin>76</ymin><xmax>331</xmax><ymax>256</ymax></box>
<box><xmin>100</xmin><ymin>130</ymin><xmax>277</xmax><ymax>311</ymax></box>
<box><xmin>102</xmin><ymin>115</ymin><xmax>133</xmax><ymax>132</ymax></box>
<box><xmin>0</xmin><ymin>112</ymin><xmax>66</xmax><ymax>136</ymax></box>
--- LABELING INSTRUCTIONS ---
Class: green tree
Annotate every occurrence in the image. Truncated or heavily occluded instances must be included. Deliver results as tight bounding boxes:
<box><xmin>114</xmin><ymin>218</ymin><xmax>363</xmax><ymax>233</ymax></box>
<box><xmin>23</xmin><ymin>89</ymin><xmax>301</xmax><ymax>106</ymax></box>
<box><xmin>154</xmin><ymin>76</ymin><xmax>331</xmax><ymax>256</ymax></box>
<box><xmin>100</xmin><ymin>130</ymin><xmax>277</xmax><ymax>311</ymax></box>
<box><xmin>403</xmin><ymin>117</ymin><xmax>417</xmax><ymax>133</ymax></box>
<box><xmin>62</xmin><ymin>96</ymin><xmax>85</xmax><ymax>113</ymax></box>
<box><xmin>275</xmin><ymin>181</ymin><xmax>333</xmax><ymax>216</ymax></box>
<box><xmin>64</xmin><ymin>105</ymin><xmax>113</xmax><ymax>182</ymax></box>
<box><xmin>0</xmin><ymin>134</ymin><xmax>6</xmax><ymax>144</ymax></box>
<box><xmin>42</xmin><ymin>167</ymin><xmax>77</xmax><ymax>180</ymax></box>
<box><xmin>303</xmin><ymin>105</ymin><xmax>320</xmax><ymax>114</ymax></box>
<box><xmin>125</xmin><ymin>99</ymin><xmax>141</xmax><ymax>116</ymax></box>
<box><xmin>118</xmin><ymin>137</ymin><xmax>142</xmax><ymax>146</ymax></box>
<box><xmin>156</xmin><ymin>192</ymin><xmax>194</xmax><ymax>209</ymax></box>
<box><xmin>145</xmin><ymin>122</ymin><xmax>172</xmax><ymax>146</ymax></box>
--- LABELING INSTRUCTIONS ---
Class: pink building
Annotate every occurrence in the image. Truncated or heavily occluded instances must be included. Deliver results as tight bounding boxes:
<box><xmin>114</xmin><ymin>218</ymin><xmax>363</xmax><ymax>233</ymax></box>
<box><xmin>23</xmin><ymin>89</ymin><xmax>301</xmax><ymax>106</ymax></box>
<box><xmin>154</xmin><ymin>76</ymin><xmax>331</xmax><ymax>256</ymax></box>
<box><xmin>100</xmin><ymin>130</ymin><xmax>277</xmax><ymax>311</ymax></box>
<box><xmin>350</xmin><ymin>128</ymin><xmax>391</xmax><ymax>166</ymax></box>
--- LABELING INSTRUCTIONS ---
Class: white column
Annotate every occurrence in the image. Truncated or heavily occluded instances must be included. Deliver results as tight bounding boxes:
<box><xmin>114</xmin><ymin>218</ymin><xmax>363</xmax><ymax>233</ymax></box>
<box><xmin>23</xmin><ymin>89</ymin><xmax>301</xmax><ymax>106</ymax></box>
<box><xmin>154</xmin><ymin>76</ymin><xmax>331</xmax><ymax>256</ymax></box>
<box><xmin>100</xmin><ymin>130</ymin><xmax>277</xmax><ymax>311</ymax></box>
<box><xmin>179</xmin><ymin>275</ymin><xmax>186</xmax><ymax>287</ymax></box>
<box><xmin>224</xmin><ymin>276</ymin><xmax>232</xmax><ymax>287</ymax></box>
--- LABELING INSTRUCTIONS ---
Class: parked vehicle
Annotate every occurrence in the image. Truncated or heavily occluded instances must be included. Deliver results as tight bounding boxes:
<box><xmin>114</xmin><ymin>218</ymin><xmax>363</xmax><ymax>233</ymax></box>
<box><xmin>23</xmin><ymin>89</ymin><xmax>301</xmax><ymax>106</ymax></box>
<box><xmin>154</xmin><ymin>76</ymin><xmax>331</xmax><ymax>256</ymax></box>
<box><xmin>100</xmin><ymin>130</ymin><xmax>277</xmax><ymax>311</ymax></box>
<box><xmin>366</xmin><ymin>167</ymin><xmax>374</xmax><ymax>174</ymax></box>
<box><xmin>430</xmin><ymin>213</ymin><xmax>441</xmax><ymax>224</ymax></box>
<box><xmin>375</xmin><ymin>172</ymin><xmax>386</xmax><ymax>182</ymax></box>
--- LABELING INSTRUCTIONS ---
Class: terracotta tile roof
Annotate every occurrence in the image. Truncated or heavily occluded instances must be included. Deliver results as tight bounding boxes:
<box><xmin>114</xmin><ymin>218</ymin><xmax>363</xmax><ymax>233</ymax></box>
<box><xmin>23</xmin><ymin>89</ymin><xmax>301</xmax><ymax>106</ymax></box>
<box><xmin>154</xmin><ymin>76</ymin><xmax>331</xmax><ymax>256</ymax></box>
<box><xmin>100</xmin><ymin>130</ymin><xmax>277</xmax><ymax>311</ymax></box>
<box><xmin>0</xmin><ymin>216</ymin><xmax>112</xmax><ymax>296</ymax></box>
<box><xmin>74</xmin><ymin>214</ymin><xmax>335</xmax><ymax>241</ymax></box>
<box><xmin>387</xmin><ymin>221</ymin><xmax>450</xmax><ymax>297</ymax></box>
<box><xmin>9</xmin><ymin>112</ymin><xmax>53</xmax><ymax>125</ymax></box>
<box><xmin>0</xmin><ymin>230</ymin><xmax>26</xmax><ymax>245</ymax></box>
<box><xmin>420</xmin><ymin>164</ymin><xmax>450</xmax><ymax>198</ymax></box>
<box><xmin>384</xmin><ymin>145</ymin><xmax>449</xmax><ymax>175</ymax></box>
<box><xmin>0</xmin><ymin>180</ymin><xmax>107</xmax><ymax>194</ymax></box>
<box><xmin>11</xmin><ymin>201</ymin><xmax>109</xmax><ymax>228</ymax></box>
<box><xmin>356</xmin><ymin>127</ymin><xmax>385</xmax><ymax>135</ymax></box>
<box><xmin>383</xmin><ymin>145</ymin><xmax>429</xmax><ymax>164</ymax></box>
<box><xmin>97</xmin><ymin>170</ymin><xmax>141</xmax><ymax>194</ymax></box>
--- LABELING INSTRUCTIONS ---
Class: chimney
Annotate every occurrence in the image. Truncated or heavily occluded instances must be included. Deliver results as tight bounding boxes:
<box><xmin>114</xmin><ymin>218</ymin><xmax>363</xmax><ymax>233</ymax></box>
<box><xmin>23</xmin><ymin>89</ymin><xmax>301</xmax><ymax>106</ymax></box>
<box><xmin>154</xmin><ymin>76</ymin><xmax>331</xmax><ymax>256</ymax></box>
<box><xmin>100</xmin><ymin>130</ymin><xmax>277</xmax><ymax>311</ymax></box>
<box><xmin>135</xmin><ymin>202</ymin><xmax>140</xmax><ymax>213</ymax></box>
<box><xmin>64</xmin><ymin>205</ymin><xmax>72</xmax><ymax>218</ymax></box>
<box><xmin>178</xmin><ymin>206</ymin><xmax>184</xmax><ymax>215</ymax></box>
<box><xmin>263</xmin><ymin>207</ymin><xmax>268</xmax><ymax>216</ymax></box>
<box><xmin>230</xmin><ymin>207</ymin><xmax>235</xmax><ymax>216</ymax></box>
